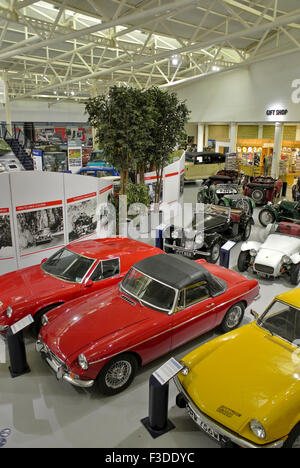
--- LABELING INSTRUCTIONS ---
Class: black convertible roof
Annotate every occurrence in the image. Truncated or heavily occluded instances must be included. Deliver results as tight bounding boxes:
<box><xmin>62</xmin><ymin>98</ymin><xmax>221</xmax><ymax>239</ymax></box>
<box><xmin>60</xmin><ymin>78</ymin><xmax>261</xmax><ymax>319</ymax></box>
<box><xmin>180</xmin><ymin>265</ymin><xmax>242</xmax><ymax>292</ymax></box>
<box><xmin>134</xmin><ymin>254</ymin><xmax>225</xmax><ymax>294</ymax></box>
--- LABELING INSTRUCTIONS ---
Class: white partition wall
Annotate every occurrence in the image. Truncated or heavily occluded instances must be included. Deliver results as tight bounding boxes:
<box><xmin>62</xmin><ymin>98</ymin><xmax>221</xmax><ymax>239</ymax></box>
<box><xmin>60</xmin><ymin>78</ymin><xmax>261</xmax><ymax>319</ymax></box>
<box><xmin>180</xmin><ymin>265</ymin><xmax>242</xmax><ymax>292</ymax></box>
<box><xmin>0</xmin><ymin>173</ymin><xmax>17</xmax><ymax>275</ymax></box>
<box><xmin>144</xmin><ymin>152</ymin><xmax>185</xmax><ymax>207</ymax></box>
<box><xmin>0</xmin><ymin>172</ymin><xmax>113</xmax><ymax>274</ymax></box>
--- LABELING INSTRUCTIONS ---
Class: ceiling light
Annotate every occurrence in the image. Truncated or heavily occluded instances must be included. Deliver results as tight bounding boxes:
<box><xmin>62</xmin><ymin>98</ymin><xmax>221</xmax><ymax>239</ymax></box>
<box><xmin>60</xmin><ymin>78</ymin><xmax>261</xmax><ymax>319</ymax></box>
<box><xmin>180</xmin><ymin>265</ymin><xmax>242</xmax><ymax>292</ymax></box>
<box><xmin>171</xmin><ymin>54</ymin><xmax>182</xmax><ymax>67</ymax></box>
<box><xmin>212</xmin><ymin>66</ymin><xmax>220</xmax><ymax>72</ymax></box>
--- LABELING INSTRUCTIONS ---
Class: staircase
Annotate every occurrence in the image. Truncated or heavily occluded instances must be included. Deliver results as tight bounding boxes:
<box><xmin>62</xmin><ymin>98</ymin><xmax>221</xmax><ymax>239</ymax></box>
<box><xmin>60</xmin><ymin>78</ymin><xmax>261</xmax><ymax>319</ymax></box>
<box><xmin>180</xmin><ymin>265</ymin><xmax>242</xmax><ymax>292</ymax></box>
<box><xmin>5</xmin><ymin>137</ymin><xmax>34</xmax><ymax>171</ymax></box>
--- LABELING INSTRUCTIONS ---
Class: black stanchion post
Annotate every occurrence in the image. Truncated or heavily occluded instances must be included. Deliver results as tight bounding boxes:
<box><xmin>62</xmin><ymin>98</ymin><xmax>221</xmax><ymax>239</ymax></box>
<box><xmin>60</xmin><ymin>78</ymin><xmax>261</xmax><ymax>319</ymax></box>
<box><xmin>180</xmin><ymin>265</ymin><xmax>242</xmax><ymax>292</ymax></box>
<box><xmin>220</xmin><ymin>248</ymin><xmax>230</xmax><ymax>269</ymax></box>
<box><xmin>7</xmin><ymin>328</ymin><xmax>30</xmax><ymax>378</ymax></box>
<box><xmin>282</xmin><ymin>182</ymin><xmax>288</xmax><ymax>198</ymax></box>
<box><xmin>141</xmin><ymin>375</ymin><xmax>175</xmax><ymax>439</ymax></box>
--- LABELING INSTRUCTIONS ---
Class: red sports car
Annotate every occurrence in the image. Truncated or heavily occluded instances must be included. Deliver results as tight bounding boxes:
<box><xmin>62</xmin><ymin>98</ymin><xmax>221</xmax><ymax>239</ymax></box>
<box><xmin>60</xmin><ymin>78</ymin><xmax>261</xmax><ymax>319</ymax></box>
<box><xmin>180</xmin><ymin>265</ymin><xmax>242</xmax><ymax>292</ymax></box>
<box><xmin>37</xmin><ymin>254</ymin><xmax>260</xmax><ymax>394</ymax></box>
<box><xmin>0</xmin><ymin>238</ymin><xmax>162</xmax><ymax>335</ymax></box>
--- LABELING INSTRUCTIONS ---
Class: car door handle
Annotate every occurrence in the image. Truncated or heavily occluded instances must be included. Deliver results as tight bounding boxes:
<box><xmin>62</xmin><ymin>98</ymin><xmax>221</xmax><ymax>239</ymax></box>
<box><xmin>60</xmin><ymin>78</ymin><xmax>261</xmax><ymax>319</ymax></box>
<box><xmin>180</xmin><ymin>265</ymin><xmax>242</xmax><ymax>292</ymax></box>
<box><xmin>206</xmin><ymin>303</ymin><xmax>215</xmax><ymax>308</ymax></box>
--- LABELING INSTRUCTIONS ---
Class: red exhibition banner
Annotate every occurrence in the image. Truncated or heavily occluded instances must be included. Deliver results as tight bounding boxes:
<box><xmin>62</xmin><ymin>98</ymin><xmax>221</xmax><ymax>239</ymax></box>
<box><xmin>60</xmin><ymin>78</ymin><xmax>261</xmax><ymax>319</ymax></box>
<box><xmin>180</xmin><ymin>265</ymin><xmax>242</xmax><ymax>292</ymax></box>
<box><xmin>16</xmin><ymin>200</ymin><xmax>63</xmax><ymax>212</ymax></box>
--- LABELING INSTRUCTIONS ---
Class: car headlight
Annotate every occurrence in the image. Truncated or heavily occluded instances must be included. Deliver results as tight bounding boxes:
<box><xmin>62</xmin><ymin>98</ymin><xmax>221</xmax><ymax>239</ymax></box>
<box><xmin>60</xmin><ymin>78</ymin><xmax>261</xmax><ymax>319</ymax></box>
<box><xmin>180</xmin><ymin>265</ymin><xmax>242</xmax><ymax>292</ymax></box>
<box><xmin>282</xmin><ymin>255</ymin><xmax>292</xmax><ymax>264</ymax></box>
<box><xmin>250</xmin><ymin>419</ymin><xmax>266</xmax><ymax>439</ymax></box>
<box><xmin>179</xmin><ymin>360</ymin><xmax>190</xmax><ymax>376</ymax></box>
<box><xmin>250</xmin><ymin>249</ymin><xmax>257</xmax><ymax>257</ymax></box>
<box><xmin>41</xmin><ymin>314</ymin><xmax>49</xmax><ymax>326</ymax></box>
<box><xmin>5</xmin><ymin>307</ymin><xmax>13</xmax><ymax>318</ymax></box>
<box><xmin>78</xmin><ymin>353</ymin><xmax>89</xmax><ymax>370</ymax></box>
<box><xmin>195</xmin><ymin>234</ymin><xmax>204</xmax><ymax>246</ymax></box>
<box><xmin>172</xmin><ymin>229</ymin><xmax>182</xmax><ymax>240</ymax></box>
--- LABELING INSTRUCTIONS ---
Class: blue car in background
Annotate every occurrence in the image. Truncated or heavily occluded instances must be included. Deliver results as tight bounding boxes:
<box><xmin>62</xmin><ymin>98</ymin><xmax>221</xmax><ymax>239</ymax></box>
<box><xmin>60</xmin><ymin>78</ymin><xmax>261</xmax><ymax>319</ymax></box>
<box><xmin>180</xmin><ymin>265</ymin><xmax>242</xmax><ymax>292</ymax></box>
<box><xmin>86</xmin><ymin>150</ymin><xmax>111</xmax><ymax>169</ymax></box>
<box><xmin>77</xmin><ymin>167</ymin><xmax>120</xmax><ymax>179</ymax></box>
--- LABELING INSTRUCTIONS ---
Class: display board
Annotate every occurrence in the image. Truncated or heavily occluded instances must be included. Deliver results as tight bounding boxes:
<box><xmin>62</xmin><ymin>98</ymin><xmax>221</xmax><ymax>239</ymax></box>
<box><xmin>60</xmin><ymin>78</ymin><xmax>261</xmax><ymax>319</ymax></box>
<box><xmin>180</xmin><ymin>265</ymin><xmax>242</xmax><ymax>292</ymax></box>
<box><xmin>0</xmin><ymin>172</ymin><xmax>113</xmax><ymax>274</ymax></box>
<box><xmin>32</xmin><ymin>149</ymin><xmax>44</xmax><ymax>171</ymax></box>
<box><xmin>68</xmin><ymin>140</ymin><xmax>83</xmax><ymax>173</ymax></box>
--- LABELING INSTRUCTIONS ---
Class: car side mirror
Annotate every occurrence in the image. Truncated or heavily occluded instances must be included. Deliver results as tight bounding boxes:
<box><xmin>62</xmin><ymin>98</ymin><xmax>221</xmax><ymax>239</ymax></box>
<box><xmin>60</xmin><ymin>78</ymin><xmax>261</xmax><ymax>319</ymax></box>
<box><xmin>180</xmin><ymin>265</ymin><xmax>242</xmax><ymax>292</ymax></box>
<box><xmin>41</xmin><ymin>258</ymin><xmax>48</xmax><ymax>264</ymax></box>
<box><xmin>85</xmin><ymin>279</ymin><xmax>94</xmax><ymax>288</ymax></box>
<box><xmin>250</xmin><ymin>309</ymin><xmax>259</xmax><ymax>320</ymax></box>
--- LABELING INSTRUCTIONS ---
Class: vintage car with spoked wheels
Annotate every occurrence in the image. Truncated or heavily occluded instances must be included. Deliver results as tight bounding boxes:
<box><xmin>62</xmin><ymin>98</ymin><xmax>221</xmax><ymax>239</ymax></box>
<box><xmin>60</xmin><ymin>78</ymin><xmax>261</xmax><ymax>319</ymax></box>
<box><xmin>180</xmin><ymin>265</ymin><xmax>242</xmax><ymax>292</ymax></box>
<box><xmin>0</xmin><ymin>238</ymin><xmax>162</xmax><ymax>336</ymax></box>
<box><xmin>259</xmin><ymin>200</ymin><xmax>300</xmax><ymax>227</ymax></box>
<box><xmin>238</xmin><ymin>222</ymin><xmax>300</xmax><ymax>285</ymax></box>
<box><xmin>36</xmin><ymin>254</ymin><xmax>259</xmax><ymax>395</ymax></box>
<box><xmin>174</xmin><ymin>289</ymin><xmax>300</xmax><ymax>448</ymax></box>
<box><xmin>197</xmin><ymin>182</ymin><xmax>255</xmax><ymax>216</ymax></box>
<box><xmin>163</xmin><ymin>205</ymin><xmax>254</xmax><ymax>264</ymax></box>
<box><xmin>243</xmin><ymin>176</ymin><xmax>282</xmax><ymax>206</ymax></box>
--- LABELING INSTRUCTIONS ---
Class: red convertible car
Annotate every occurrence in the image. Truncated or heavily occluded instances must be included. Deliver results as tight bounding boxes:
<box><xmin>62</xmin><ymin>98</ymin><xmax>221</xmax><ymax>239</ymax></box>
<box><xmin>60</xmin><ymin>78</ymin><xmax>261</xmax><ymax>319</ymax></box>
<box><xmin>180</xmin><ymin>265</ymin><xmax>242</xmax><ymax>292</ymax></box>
<box><xmin>37</xmin><ymin>254</ymin><xmax>260</xmax><ymax>395</ymax></box>
<box><xmin>0</xmin><ymin>238</ymin><xmax>162</xmax><ymax>335</ymax></box>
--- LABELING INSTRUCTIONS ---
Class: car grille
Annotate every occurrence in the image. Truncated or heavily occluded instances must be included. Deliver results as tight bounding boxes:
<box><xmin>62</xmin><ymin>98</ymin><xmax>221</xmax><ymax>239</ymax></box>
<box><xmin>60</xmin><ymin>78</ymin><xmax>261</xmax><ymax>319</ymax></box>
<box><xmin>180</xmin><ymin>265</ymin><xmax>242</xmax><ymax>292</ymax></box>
<box><xmin>254</xmin><ymin>264</ymin><xmax>274</xmax><ymax>275</ymax></box>
<box><xmin>42</xmin><ymin>341</ymin><xmax>67</xmax><ymax>370</ymax></box>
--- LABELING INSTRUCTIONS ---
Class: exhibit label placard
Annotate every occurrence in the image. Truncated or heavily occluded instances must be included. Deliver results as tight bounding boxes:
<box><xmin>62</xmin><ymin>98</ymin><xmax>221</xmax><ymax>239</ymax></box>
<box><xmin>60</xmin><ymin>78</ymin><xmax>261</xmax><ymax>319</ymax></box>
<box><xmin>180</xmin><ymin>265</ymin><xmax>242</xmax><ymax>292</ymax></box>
<box><xmin>153</xmin><ymin>358</ymin><xmax>184</xmax><ymax>385</ymax></box>
<box><xmin>10</xmin><ymin>314</ymin><xmax>34</xmax><ymax>335</ymax></box>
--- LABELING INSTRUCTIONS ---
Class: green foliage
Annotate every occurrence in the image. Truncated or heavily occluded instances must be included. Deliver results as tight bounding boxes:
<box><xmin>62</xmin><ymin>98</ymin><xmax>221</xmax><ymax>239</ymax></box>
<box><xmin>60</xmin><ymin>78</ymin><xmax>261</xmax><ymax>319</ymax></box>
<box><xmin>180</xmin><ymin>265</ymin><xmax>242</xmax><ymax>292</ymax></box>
<box><xmin>85</xmin><ymin>85</ymin><xmax>190</xmax><ymax>200</ymax></box>
<box><xmin>126</xmin><ymin>182</ymin><xmax>150</xmax><ymax>207</ymax></box>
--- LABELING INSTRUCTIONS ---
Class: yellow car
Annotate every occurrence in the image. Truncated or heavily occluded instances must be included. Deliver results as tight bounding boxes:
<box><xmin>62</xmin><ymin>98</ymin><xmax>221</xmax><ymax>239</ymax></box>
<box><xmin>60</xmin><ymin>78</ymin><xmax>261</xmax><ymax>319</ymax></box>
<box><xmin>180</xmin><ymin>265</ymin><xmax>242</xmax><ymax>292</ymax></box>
<box><xmin>174</xmin><ymin>289</ymin><xmax>300</xmax><ymax>448</ymax></box>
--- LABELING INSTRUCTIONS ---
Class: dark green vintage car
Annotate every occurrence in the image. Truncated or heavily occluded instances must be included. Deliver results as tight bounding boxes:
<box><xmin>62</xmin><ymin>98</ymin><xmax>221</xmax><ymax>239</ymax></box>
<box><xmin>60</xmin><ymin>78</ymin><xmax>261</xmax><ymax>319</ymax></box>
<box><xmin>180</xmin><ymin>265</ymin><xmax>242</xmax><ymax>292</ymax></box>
<box><xmin>259</xmin><ymin>200</ymin><xmax>300</xmax><ymax>227</ymax></box>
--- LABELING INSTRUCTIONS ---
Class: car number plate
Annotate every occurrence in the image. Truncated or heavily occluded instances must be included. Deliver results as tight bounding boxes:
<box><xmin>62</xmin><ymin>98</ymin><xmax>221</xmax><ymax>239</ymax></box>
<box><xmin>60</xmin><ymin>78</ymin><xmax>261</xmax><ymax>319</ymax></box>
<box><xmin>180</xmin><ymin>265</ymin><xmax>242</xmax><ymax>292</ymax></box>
<box><xmin>178</xmin><ymin>251</ymin><xmax>193</xmax><ymax>258</ymax></box>
<box><xmin>186</xmin><ymin>405</ymin><xmax>220</xmax><ymax>443</ymax></box>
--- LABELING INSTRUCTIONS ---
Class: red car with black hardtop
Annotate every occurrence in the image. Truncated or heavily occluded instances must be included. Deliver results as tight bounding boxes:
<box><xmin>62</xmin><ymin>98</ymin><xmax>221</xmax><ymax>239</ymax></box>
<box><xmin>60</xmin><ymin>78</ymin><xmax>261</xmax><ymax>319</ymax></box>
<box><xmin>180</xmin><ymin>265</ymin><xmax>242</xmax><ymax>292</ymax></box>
<box><xmin>0</xmin><ymin>238</ymin><xmax>162</xmax><ymax>335</ymax></box>
<box><xmin>37</xmin><ymin>254</ymin><xmax>260</xmax><ymax>395</ymax></box>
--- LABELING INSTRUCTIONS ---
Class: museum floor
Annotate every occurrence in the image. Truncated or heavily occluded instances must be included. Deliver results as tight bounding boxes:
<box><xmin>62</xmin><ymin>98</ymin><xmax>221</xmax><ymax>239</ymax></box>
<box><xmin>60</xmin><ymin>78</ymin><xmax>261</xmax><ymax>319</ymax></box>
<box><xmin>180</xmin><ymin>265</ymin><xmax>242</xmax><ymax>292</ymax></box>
<box><xmin>0</xmin><ymin>182</ymin><xmax>295</xmax><ymax>449</ymax></box>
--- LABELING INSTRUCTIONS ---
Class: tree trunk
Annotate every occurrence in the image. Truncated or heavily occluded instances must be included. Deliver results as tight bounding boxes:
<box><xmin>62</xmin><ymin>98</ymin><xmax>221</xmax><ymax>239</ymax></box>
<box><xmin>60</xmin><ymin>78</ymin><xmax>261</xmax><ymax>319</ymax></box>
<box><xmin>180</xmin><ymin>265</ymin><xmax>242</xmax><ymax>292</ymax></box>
<box><xmin>139</xmin><ymin>166</ymin><xmax>145</xmax><ymax>185</ymax></box>
<box><xmin>120</xmin><ymin>169</ymin><xmax>129</xmax><ymax>195</ymax></box>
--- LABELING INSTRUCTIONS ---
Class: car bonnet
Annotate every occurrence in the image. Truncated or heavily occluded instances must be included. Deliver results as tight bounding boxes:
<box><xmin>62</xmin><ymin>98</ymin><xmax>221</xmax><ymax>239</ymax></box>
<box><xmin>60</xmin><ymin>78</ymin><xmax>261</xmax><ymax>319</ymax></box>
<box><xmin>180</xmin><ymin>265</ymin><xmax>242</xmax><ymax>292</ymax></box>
<box><xmin>179</xmin><ymin>323</ymin><xmax>300</xmax><ymax>434</ymax></box>
<box><xmin>40</xmin><ymin>286</ymin><xmax>149</xmax><ymax>361</ymax></box>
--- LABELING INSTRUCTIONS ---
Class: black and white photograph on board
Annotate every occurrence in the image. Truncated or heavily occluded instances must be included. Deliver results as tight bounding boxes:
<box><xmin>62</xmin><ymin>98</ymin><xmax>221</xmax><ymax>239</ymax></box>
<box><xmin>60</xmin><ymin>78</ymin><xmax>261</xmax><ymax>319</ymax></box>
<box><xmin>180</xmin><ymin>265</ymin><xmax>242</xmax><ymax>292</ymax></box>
<box><xmin>17</xmin><ymin>207</ymin><xmax>65</xmax><ymax>255</ymax></box>
<box><xmin>0</xmin><ymin>213</ymin><xmax>13</xmax><ymax>258</ymax></box>
<box><xmin>67</xmin><ymin>198</ymin><xmax>97</xmax><ymax>241</ymax></box>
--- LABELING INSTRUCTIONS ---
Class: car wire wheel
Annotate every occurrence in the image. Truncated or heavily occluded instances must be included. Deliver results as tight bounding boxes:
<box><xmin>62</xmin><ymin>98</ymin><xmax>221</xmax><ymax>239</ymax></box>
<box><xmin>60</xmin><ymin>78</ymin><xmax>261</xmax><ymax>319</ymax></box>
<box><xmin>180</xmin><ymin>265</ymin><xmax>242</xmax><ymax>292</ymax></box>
<box><xmin>225</xmin><ymin>306</ymin><xmax>243</xmax><ymax>328</ymax></box>
<box><xmin>259</xmin><ymin>209</ymin><xmax>275</xmax><ymax>227</ymax></box>
<box><xmin>220</xmin><ymin>303</ymin><xmax>245</xmax><ymax>333</ymax></box>
<box><xmin>235</xmin><ymin>198</ymin><xmax>251</xmax><ymax>215</ymax></box>
<box><xmin>251</xmin><ymin>189</ymin><xmax>264</xmax><ymax>204</ymax></box>
<box><xmin>105</xmin><ymin>360</ymin><xmax>133</xmax><ymax>390</ymax></box>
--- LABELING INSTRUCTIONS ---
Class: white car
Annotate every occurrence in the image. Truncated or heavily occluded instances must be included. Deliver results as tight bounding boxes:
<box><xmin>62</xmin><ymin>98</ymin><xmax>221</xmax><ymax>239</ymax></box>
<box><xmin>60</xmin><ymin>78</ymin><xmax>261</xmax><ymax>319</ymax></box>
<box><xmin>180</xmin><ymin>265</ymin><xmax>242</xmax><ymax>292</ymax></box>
<box><xmin>237</xmin><ymin>222</ymin><xmax>300</xmax><ymax>285</ymax></box>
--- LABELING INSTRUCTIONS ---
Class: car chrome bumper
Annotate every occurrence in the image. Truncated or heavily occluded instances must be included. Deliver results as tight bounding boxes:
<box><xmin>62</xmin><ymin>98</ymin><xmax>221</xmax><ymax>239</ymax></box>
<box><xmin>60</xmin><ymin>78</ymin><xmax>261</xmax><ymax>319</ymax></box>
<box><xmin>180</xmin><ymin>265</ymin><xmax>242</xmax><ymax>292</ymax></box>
<box><xmin>36</xmin><ymin>340</ymin><xmax>94</xmax><ymax>389</ymax></box>
<box><xmin>174</xmin><ymin>376</ymin><xmax>285</xmax><ymax>449</ymax></box>
<box><xmin>164</xmin><ymin>242</ymin><xmax>209</xmax><ymax>256</ymax></box>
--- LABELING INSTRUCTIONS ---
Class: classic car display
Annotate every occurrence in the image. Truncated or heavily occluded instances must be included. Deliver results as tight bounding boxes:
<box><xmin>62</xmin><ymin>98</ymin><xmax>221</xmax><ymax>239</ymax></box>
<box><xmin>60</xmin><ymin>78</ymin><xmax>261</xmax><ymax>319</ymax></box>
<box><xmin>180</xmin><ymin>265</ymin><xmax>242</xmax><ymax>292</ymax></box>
<box><xmin>174</xmin><ymin>289</ymin><xmax>300</xmax><ymax>448</ymax></box>
<box><xmin>36</xmin><ymin>254</ymin><xmax>259</xmax><ymax>394</ymax></box>
<box><xmin>243</xmin><ymin>176</ymin><xmax>283</xmax><ymax>205</ymax></box>
<box><xmin>184</xmin><ymin>152</ymin><xmax>226</xmax><ymax>182</ymax></box>
<box><xmin>259</xmin><ymin>199</ymin><xmax>300</xmax><ymax>227</ymax></box>
<box><xmin>163</xmin><ymin>205</ymin><xmax>254</xmax><ymax>263</ymax></box>
<box><xmin>238</xmin><ymin>222</ymin><xmax>300</xmax><ymax>285</ymax></box>
<box><xmin>197</xmin><ymin>182</ymin><xmax>255</xmax><ymax>216</ymax></box>
<box><xmin>0</xmin><ymin>238</ymin><xmax>162</xmax><ymax>335</ymax></box>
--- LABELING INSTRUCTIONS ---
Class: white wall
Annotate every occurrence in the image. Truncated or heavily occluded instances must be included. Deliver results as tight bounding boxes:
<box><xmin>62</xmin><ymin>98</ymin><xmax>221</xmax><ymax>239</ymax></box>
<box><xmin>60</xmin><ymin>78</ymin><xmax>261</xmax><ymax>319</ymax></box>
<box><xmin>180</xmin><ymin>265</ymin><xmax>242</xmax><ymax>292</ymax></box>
<box><xmin>0</xmin><ymin>99</ymin><xmax>87</xmax><ymax>123</ymax></box>
<box><xmin>174</xmin><ymin>51</ymin><xmax>300</xmax><ymax>124</ymax></box>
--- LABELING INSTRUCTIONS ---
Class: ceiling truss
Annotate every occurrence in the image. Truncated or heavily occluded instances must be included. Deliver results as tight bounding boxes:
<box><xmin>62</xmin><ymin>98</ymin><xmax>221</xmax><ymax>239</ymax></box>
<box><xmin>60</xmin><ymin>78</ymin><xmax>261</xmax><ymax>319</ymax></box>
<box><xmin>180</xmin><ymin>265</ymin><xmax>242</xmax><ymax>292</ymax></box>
<box><xmin>0</xmin><ymin>0</ymin><xmax>299</xmax><ymax>102</ymax></box>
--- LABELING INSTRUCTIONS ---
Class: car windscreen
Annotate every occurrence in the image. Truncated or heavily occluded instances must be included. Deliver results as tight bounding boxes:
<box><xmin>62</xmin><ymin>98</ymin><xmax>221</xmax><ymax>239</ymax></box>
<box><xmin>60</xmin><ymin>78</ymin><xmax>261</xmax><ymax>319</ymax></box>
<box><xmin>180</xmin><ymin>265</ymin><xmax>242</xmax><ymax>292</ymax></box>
<box><xmin>41</xmin><ymin>247</ymin><xmax>94</xmax><ymax>283</ymax></box>
<box><xmin>258</xmin><ymin>300</ymin><xmax>300</xmax><ymax>345</ymax></box>
<box><xmin>121</xmin><ymin>268</ymin><xmax>176</xmax><ymax>313</ymax></box>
